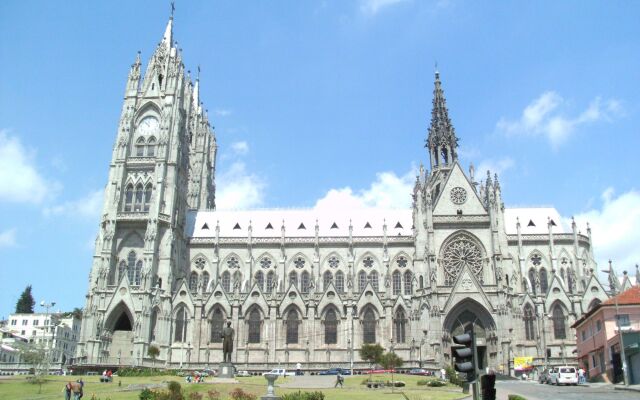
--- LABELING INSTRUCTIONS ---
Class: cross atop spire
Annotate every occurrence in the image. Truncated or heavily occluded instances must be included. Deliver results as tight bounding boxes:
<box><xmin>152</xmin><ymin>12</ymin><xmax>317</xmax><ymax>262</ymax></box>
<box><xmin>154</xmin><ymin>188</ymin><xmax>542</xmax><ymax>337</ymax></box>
<box><xmin>426</xmin><ymin>71</ymin><xmax>458</xmax><ymax>170</ymax></box>
<box><xmin>171</xmin><ymin>1</ymin><xmax>175</xmax><ymax>19</ymax></box>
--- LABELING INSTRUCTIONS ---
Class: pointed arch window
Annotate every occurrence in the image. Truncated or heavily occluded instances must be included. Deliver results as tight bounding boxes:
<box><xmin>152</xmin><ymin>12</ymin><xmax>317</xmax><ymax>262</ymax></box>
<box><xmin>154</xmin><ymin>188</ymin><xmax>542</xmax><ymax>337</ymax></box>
<box><xmin>325</xmin><ymin>308</ymin><xmax>338</xmax><ymax>344</ymax></box>
<box><xmin>248</xmin><ymin>309</ymin><xmax>261</xmax><ymax>343</ymax></box>
<box><xmin>210</xmin><ymin>308</ymin><xmax>224</xmax><ymax>343</ymax></box>
<box><xmin>136</xmin><ymin>137</ymin><xmax>145</xmax><ymax>157</ymax></box>
<box><xmin>335</xmin><ymin>271</ymin><xmax>345</xmax><ymax>293</ymax></box>
<box><xmin>289</xmin><ymin>271</ymin><xmax>298</xmax><ymax>288</ymax></box>
<box><xmin>363</xmin><ymin>308</ymin><xmax>376</xmax><ymax>344</ymax></box>
<box><xmin>144</xmin><ymin>184</ymin><xmax>153</xmax><ymax>212</ymax></box>
<box><xmin>286</xmin><ymin>309</ymin><xmax>300</xmax><ymax>344</ymax></box>
<box><xmin>323</xmin><ymin>271</ymin><xmax>333</xmax><ymax>289</ymax></box>
<box><xmin>147</xmin><ymin>137</ymin><xmax>156</xmax><ymax>157</ymax></box>
<box><xmin>255</xmin><ymin>271</ymin><xmax>265</xmax><ymax>292</ymax></box>
<box><xmin>221</xmin><ymin>271</ymin><xmax>231</xmax><ymax>293</ymax></box>
<box><xmin>202</xmin><ymin>271</ymin><xmax>210</xmax><ymax>292</ymax></box>
<box><xmin>552</xmin><ymin>305</ymin><xmax>566</xmax><ymax>339</ymax></box>
<box><xmin>134</xmin><ymin>183</ymin><xmax>144</xmax><ymax>211</ymax></box>
<box><xmin>174</xmin><ymin>305</ymin><xmax>188</xmax><ymax>343</ymax></box>
<box><xmin>392</xmin><ymin>270</ymin><xmax>401</xmax><ymax>295</ymax></box>
<box><xmin>301</xmin><ymin>271</ymin><xmax>310</xmax><ymax>294</ymax></box>
<box><xmin>134</xmin><ymin>260</ymin><xmax>142</xmax><ymax>286</ymax></box>
<box><xmin>358</xmin><ymin>271</ymin><xmax>367</xmax><ymax>292</ymax></box>
<box><xmin>528</xmin><ymin>268</ymin><xmax>537</xmax><ymax>295</ymax></box>
<box><xmin>189</xmin><ymin>272</ymin><xmax>198</xmax><ymax>292</ymax></box>
<box><xmin>124</xmin><ymin>184</ymin><xmax>134</xmax><ymax>212</ymax></box>
<box><xmin>403</xmin><ymin>271</ymin><xmax>413</xmax><ymax>295</ymax></box>
<box><xmin>127</xmin><ymin>251</ymin><xmax>136</xmax><ymax>283</ymax></box>
<box><xmin>394</xmin><ymin>308</ymin><xmax>407</xmax><ymax>343</ymax></box>
<box><xmin>369</xmin><ymin>271</ymin><xmax>379</xmax><ymax>291</ymax></box>
<box><xmin>149</xmin><ymin>309</ymin><xmax>158</xmax><ymax>341</ymax></box>
<box><xmin>523</xmin><ymin>304</ymin><xmax>536</xmax><ymax>340</ymax></box>
<box><xmin>266</xmin><ymin>271</ymin><xmax>275</xmax><ymax>293</ymax></box>
<box><xmin>233</xmin><ymin>271</ymin><xmax>242</xmax><ymax>291</ymax></box>
<box><xmin>539</xmin><ymin>268</ymin><xmax>549</xmax><ymax>294</ymax></box>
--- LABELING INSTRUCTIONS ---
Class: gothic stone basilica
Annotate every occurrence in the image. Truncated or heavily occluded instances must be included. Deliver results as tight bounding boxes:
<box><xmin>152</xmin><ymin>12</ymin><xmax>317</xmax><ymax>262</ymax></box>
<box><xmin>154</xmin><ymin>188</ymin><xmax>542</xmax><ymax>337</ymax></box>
<box><xmin>76</xmin><ymin>16</ymin><xmax>631</xmax><ymax>372</ymax></box>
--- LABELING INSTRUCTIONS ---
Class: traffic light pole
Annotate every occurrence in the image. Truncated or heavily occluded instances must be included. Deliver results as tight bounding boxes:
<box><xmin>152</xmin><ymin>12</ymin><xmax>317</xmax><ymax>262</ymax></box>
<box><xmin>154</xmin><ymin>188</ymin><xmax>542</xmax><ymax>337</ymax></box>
<box><xmin>471</xmin><ymin>325</ymin><xmax>480</xmax><ymax>400</ymax></box>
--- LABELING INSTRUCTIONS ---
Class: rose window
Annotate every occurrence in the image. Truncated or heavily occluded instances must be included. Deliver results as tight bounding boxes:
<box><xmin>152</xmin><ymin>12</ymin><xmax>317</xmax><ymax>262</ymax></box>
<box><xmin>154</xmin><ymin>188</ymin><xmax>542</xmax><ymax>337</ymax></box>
<box><xmin>531</xmin><ymin>254</ymin><xmax>542</xmax><ymax>266</ymax></box>
<box><xmin>450</xmin><ymin>187</ymin><xmax>467</xmax><ymax>205</ymax></box>
<box><xmin>227</xmin><ymin>256</ymin><xmax>239</xmax><ymax>269</ymax></box>
<box><xmin>260</xmin><ymin>257</ymin><xmax>272</xmax><ymax>269</ymax></box>
<box><xmin>194</xmin><ymin>257</ymin><xmax>206</xmax><ymax>270</ymax></box>
<box><xmin>294</xmin><ymin>257</ymin><xmax>306</xmax><ymax>269</ymax></box>
<box><xmin>442</xmin><ymin>235</ymin><xmax>483</xmax><ymax>285</ymax></box>
<box><xmin>363</xmin><ymin>256</ymin><xmax>374</xmax><ymax>268</ymax></box>
<box><xmin>328</xmin><ymin>256</ymin><xmax>339</xmax><ymax>269</ymax></box>
<box><xmin>396</xmin><ymin>256</ymin><xmax>408</xmax><ymax>268</ymax></box>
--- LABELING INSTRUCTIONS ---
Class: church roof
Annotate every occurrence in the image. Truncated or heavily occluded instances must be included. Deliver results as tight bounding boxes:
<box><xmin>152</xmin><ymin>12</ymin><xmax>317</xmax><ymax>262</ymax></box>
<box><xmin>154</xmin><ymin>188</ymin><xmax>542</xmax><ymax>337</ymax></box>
<box><xmin>188</xmin><ymin>209</ymin><xmax>413</xmax><ymax>238</ymax></box>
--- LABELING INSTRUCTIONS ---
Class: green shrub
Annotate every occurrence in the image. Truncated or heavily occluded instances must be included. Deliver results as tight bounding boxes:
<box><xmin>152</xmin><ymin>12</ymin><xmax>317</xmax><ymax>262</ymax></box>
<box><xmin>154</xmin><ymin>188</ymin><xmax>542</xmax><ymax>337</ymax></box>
<box><xmin>427</xmin><ymin>380</ymin><xmax>446</xmax><ymax>387</ymax></box>
<box><xmin>385</xmin><ymin>380</ymin><xmax>405</xmax><ymax>387</ymax></box>
<box><xmin>445</xmin><ymin>365</ymin><xmax>464</xmax><ymax>387</ymax></box>
<box><xmin>229</xmin><ymin>388</ymin><xmax>257</xmax><ymax>400</ymax></box>
<box><xmin>139</xmin><ymin>388</ymin><xmax>155</xmax><ymax>400</ymax></box>
<box><xmin>281</xmin><ymin>391</ymin><xmax>325</xmax><ymax>400</ymax></box>
<box><xmin>119</xmin><ymin>367</ymin><xmax>178</xmax><ymax>377</ymax></box>
<box><xmin>507</xmin><ymin>395</ymin><xmax>527</xmax><ymax>400</ymax></box>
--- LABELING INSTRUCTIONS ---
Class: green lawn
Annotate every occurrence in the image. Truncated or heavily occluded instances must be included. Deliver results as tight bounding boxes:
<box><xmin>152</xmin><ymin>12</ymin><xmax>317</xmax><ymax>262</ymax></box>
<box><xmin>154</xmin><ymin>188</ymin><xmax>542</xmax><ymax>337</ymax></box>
<box><xmin>0</xmin><ymin>374</ymin><xmax>466</xmax><ymax>400</ymax></box>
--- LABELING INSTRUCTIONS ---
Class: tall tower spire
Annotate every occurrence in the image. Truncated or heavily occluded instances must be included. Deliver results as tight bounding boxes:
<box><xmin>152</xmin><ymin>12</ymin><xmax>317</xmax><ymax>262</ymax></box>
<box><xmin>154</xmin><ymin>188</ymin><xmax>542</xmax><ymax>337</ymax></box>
<box><xmin>426</xmin><ymin>71</ymin><xmax>458</xmax><ymax>170</ymax></box>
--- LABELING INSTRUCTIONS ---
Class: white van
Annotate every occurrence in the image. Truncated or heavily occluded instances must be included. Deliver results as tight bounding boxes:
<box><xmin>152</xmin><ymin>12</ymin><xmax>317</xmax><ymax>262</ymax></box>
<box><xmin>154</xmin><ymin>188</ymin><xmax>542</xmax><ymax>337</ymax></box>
<box><xmin>262</xmin><ymin>368</ymin><xmax>295</xmax><ymax>377</ymax></box>
<box><xmin>549</xmin><ymin>366</ymin><xmax>578</xmax><ymax>385</ymax></box>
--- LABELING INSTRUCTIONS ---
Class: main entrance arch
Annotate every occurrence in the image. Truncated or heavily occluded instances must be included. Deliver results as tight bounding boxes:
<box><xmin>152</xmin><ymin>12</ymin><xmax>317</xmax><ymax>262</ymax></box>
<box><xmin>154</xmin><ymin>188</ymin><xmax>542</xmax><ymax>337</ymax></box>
<box><xmin>104</xmin><ymin>302</ymin><xmax>135</xmax><ymax>364</ymax></box>
<box><xmin>443</xmin><ymin>299</ymin><xmax>496</xmax><ymax>369</ymax></box>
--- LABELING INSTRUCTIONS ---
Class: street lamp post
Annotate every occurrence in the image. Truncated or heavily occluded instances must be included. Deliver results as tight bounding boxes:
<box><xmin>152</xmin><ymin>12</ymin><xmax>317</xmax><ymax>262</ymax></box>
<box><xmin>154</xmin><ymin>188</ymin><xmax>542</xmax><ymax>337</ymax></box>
<box><xmin>614</xmin><ymin>296</ymin><xmax>630</xmax><ymax>386</ymax></box>
<box><xmin>40</xmin><ymin>300</ymin><xmax>56</xmax><ymax>371</ymax></box>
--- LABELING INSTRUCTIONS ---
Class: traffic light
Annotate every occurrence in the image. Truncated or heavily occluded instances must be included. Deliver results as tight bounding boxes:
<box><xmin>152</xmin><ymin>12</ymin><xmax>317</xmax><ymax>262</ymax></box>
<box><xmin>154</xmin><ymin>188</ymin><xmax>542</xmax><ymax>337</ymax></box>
<box><xmin>452</xmin><ymin>332</ymin><xmax>476</xmax><ymax>381</ymax></box>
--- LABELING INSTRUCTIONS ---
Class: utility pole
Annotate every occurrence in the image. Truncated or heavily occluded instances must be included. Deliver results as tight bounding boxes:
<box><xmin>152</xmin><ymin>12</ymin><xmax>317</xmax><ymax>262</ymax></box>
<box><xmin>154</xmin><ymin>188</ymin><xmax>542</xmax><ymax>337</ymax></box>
<box><xmin>40</xmin><ymin>300</ymin><xmax>56</xmax><ymax>372</ymax></box>
<box><xmin>615</xmin><ymin>296</ymin><xmax>629</xmax><ymax>386</ymax></box>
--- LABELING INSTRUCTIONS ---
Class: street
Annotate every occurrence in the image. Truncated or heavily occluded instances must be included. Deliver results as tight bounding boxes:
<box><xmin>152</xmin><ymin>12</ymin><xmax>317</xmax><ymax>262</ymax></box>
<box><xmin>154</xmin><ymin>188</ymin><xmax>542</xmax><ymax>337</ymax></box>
<box><xmin>496</xmin><ymin>380</ymin><xmax>639</xmax><ymax>400</ymax></box>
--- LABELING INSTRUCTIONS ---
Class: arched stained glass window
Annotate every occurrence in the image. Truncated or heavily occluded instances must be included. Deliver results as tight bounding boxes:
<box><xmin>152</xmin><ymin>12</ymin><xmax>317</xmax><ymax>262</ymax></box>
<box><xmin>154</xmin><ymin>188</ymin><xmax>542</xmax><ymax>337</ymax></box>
<box><xmin>289</xmin><ymin>271</ymin><xmax>298</xmax><ymax>288</ymax></box>
<box><xmin>523</xmin><ymin>304</ymin><xmax>536</xmax><ymax>340</ymax></box>
<box><xmin>124</xmin><ymin>184</ymin><xmax>134</xmax><ymax>211</ymax></box>
<box><xmin>266</xmin><ymin>271</ymin><xmax>275</xmax><ymax>293</ymax></box>
<box><xmin>335</xmin><ymin>271</ymin><xmax>344</xmax><ymax>293</ymax></box>
<box><xmin>134</xmin><ymin>260</ymin><xmax>142</xmax><ymax>286</ymax></box>
<box><xmin>127</xmin><ymin>251</ymin><xmax>136</xmax><ymax>283</ymax></box>
<box><xmin>528</xmin><ymin>268</ymin><xmax>537</xmax><ymax>295</ymax></box>
<box><xmin>248</xmin><ymin>309</ymin><xmax>261</xmax><ymax>343</ymax></box>
<box><xmin>552</xmin><ymin>305</ymin><xmax>566</xmax><ymax>339</ymax></box>
<box><xmin>147</xmin><ymin>137</ymin><xmax>156</xmax><ymax>157</ymax></box>
<box><xmin>323</xmin><ymin>271</ymin><xmax>333</xmax><ymax>289</ymax></box>
<box><xmin>222</xmin><ymin>271</ymin><xmax>231</xmax><ymax>292</ymax></box>
<box><xmin>363</xmin><ymin>308</ymin><xmax>376</xmax><ymax>344</ymax></box>
<box><xmin>403</xmin><ymin>271</ymin><xmax>412</xmax><ymax>295</ymax></box>
<box><xmin>358</xmin><ymin>270</ymin><xmax>367</xmax><ymax>292</ymax></box>
<box><xmin>394</xmin><ymin>308</ymin><xmax>407</xmax><ymax>343</ymax></box>
<box><xmin>202</xmin><ymin>271</ymin><xmax>210</xmax><ymax>292</ymax></box>
<box><xmin>540</xmin><ymin>268</ymin><xmax>549</xmax><ymax>294</ymax></box>
<box><xmin>233</xmin><ymin>271</ymin><xmax>242</xmax><ymax>291</ymax></box>
<box><xmin>255</xmin><ymin>271</ymin><xmax>264</xmax><ymax>292</ymax></box>
<box><xmin>392</xmin><ymin>270</ymin><xmax>401</xmax><ymax>295</ymax></box>
<box><xmin>369</xmin><ymin>271</ymin><xmax>379</xmax><ymax>291</ymax></box>
<box><xmin>301</xmin><ymin>271</ymin><xmax>310</xmax><ymax>293</ymax></box>
<box><xmin>144</xmin><ymin>184</ymin><xmax>152</xmax><ymax>212</ymax></box>
<box><xmin>286</xmin><ymin>309</ymin><xmax>300</xmax><ymax>344</ymax></box>
<box><xmin>210</xmin><ymin>308</ymin><xmax>224</xmax><ymax>343</ymax></box>
<box><xmin>174</xmin><ymin>305</ymin><xmax>188</xmax><ymax>343</ymax></box>
<box><xmin>136</xmin><ymin>137</ymin><xmax>145</xmax><ymax>157</ymax></box>
<box><xmin>325</xmin><ymin>308</ymin><xmax>338</xmax><ymax>344</ymax></box>
<box><xmin>189</xmin><ymin>272</ymin><xmax>198</xmax><ymax>292</ymax></box>
<box><xmin>149</xmin><ymin>309</ymin><xmax>158</xmax><ymax>341</ymax></box>
<box><xmin>134</xmin><ymin>184</ymin><xmax>144</xmax><ymax>211</ymax></box>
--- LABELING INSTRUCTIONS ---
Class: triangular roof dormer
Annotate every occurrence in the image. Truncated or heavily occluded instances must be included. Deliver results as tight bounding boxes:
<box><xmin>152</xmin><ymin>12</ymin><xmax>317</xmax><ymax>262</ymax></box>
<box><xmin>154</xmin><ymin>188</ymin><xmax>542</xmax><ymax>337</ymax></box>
<box><xmin>433</xmin><ymin>162</ymin><xmax>487</xmax><ymax>216</ymax></box>
<box><xmin>442</xmin><ymin>265</ymin><xmax>494</xmax><ymax>315</ymax></box>
<box><xmin>202</xmin><ymin>281</ymin><xmax>232</xmax><ymax>317</ymax></box>
<box><xmin>355</xmin><ymin>281</ymin><xmax>385</xmax><ymax>317</ymax></box>
<box><xmin>279</xmin><ymin>283</ymin><xmax>307</xmax><ymax>318</ymax></box>
<box><xmin>544</xmin><ymin>274</ymin><xmax>572</xmax><ymax>312</ymax></box>
<box><xmin>580</xmin><ymin>274</ymin><xmax>610</xmax><ymax>315</ymax></box>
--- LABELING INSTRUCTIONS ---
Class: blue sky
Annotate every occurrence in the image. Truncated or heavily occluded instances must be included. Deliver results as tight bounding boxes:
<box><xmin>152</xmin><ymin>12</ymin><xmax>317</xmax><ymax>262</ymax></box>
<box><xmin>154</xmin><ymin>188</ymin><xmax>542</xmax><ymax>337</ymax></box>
<box><xmin>1</xmin><ymin>0</ymin><xmax>639</xmax><ymax>318</ymax></box>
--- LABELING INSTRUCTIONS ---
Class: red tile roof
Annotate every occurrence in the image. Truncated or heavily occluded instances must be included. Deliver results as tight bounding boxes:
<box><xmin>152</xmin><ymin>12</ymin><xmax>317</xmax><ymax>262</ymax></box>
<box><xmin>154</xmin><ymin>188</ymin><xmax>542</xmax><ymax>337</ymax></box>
<box><xmin>603</xmin><ymin>285</ymin><xmax>640</xmax><ymax>306</ymax></box>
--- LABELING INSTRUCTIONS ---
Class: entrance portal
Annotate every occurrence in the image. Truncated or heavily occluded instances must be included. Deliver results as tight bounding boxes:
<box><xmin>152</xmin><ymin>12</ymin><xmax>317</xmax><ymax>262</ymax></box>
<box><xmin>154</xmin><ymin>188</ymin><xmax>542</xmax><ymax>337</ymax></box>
<box><xmin>444</xmin><ymin>299</ymin><xmax>496</xmax><ymax>371</ymax></box>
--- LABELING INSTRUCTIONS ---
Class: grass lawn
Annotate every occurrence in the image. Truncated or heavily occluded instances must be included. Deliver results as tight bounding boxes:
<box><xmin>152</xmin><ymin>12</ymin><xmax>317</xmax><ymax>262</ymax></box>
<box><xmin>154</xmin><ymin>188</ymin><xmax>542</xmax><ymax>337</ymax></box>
<box><xmin>0</xmin><ymin>373</ymin><xmax>466</xmax><ymax>400</ymax></box>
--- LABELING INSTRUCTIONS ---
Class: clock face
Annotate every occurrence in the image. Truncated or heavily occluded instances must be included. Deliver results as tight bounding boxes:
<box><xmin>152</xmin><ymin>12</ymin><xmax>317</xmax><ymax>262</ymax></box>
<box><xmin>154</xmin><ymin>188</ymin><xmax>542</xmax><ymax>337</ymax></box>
<box><xmin>136</xmin><ymin>116</ymin><xmax>159</xmax><ymax>135</ymax></box>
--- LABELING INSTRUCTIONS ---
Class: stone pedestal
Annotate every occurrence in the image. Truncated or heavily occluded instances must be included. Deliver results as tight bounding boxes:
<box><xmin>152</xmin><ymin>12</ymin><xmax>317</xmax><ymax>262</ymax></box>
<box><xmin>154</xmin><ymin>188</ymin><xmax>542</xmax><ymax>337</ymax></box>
<box><xmin>261</xmin><ymin>373</ymin><xmax>281</xmax><ymax>400</ymax></box>
<box><xmin>218</xmin><ymin>362</ymin><xmax>235</xmax><ymax>378</ymax></box>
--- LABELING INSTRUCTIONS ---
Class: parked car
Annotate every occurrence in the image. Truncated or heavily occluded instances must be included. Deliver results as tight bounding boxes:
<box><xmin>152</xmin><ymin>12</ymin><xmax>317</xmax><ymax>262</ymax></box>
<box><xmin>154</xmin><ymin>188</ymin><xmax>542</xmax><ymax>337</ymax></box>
<box><xmin>548</xmin><ymin>366</ymin><xmax>578</xmax><ymax>386</ymax></box>
<box><xmin>546</xmin><ymin>367</ymin><xmax>559</xmax><ymax>384</ymax></box>
<box><xmin>236</xmin><ymin>370</ymin><xmax>251</xmax><ymax>377</ymax></box>
<box><xmin>408</xmin><ymin>368</ymin><xmax>430</xmax><ymax>376</ymax></box>
<box><xmin>319</xmin><ymin>368</ymin><xmax>351</xmax><ymax>375</ymax></box>
<box><xmin>262</xmin><ymin>368</ymin><xmax>295</xmax><ymax>377</ymax></box>
<box><xmin>538</xmin><ymin>368</ymin><xmax>553</xmax><ymax>384</ymax></box>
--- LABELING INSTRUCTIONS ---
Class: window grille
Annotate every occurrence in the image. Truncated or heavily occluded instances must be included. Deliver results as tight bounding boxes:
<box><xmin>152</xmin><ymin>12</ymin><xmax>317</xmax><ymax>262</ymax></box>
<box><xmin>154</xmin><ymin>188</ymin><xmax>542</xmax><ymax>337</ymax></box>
<box><xmin>325</xmin><ymin>309</ymin><xmax>338</xmax><ymax>344</ymax></box>
<box><xmin>552</xmin><ymin>305</ymin><xmax>566</xmax><ymax>339</ymax></box>
<box><xmin>222</xmin><ymin>271</ymin><xmax>231</xmax><ymax>292</ymax></box>
<box><xmin>358</xmin><ymin>271</ymin><xmax>367</xmax><ymax>292</ymax></box>
<box><xmin>523</xmin><ymin>304</ymin><xmax>536</xmax><ymax>340</ymax></box>
<box><xmin>392</xmin><ymin>271</ymin><xmax>401</xmax><ymax>295</ymax></box>
<box><xmin>335</xmin><ymin>271</ymin><xmax>344</xmax><ymax>293</ymax></box>
<box><xmin>301</xmin><ymin>271</ymin><xmax>310</xmax><ymax>293</ymax></box>
<box><xmin>394</xmin><ymin>308</ymin><xmax>407</xmax><ymax>343</ymax></box>
<box><xmin>403</xmin><ymin>271</ymin><xmax>412</xmax><ymax>295</ymax></box>
<box><xmin>248</xmin><ymin>309</ymin><xmax>261</xmax><ymax>343</ymax></box>
<box><xmin>363</xmin><ymin>308</ymin><xmax>376</xmax><ymax>344</ymax></box>
<box><xmin>286</xmin><ymin>309</ymin><xmax>299</xmax><ymax>344</ymax></box>
<box><xmin>210</xmin><ymin>308</ymin><xmax>224</xmax><ymax>343</ymax></box>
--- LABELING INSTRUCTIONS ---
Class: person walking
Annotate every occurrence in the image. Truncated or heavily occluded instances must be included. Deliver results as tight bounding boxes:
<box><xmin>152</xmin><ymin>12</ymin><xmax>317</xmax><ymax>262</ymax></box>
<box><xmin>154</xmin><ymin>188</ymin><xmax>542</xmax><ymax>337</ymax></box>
<box><xmin>335</xmin><ymin>371</ymin><xmax>344</xmax><ymax>388</ymax></box>
<box><xmin>578</xmin><ymin>367</ymin><xmax>585</xmax><ymax>384</ymax></box>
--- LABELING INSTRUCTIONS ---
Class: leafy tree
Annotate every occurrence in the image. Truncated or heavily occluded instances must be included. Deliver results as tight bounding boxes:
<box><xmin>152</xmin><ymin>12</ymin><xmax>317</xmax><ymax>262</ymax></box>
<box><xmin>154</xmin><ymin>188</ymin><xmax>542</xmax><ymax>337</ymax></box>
<box><xmin>379</xmin><ymin>352</ymin><xmax>403</xmax><ymax>370</ymax></box>
<box><xmin>71</xmin><ymin>307</ymin><xmax>83</xmax><ymax>320</ymax></box>
<box><xmin>148</xmin><ymin>345</ymin><xmax>160</xmax><ymax>365</ymax></box>
<box><xmin>17</xmin><ymin>342</ymin><xmax>47</xmax><ymax>393</ymax></box>
<box><xmin>359</xmin><ymin>343</ymin><xmax>384</xmax><ymax>368</ymax></box>
<box><xmin>15</xmin><ymin>285</ymin><xmax>35</xmax><ymax>313</ymax></box>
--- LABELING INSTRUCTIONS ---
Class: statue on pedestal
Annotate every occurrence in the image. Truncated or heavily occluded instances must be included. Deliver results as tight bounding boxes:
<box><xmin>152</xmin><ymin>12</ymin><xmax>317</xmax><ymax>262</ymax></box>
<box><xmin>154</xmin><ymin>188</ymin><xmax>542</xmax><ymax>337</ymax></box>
<box><xmin>222</xmin><ymin>321</ymin><xmax>234</xmax><ymax>363</ymax></box>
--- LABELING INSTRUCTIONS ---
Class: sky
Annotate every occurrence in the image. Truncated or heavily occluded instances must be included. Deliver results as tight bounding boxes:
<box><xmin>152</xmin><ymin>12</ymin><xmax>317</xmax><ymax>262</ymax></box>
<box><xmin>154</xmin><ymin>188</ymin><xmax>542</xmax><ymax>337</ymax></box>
<box><xmin>0</xmin><ymin>0</ymin><xmax>639</xmax><ymax>318</ymax></box>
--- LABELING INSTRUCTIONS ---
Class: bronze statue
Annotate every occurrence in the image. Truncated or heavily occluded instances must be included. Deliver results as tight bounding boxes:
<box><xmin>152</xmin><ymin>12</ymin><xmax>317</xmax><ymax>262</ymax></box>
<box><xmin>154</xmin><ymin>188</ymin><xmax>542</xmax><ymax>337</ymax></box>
<box><xmin>221</xmin><ymin>321</ymin><xmax>234</xmax><ymax>363</ymax></box>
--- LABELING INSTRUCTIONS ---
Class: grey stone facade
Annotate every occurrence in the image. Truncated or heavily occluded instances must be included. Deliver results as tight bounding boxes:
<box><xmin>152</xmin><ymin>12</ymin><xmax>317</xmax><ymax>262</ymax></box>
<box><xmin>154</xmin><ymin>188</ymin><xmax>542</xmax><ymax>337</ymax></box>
<box><xmin>76</xmin><ymin>16</ymin><xmax>633</xmax><ymax>373</ymax></box>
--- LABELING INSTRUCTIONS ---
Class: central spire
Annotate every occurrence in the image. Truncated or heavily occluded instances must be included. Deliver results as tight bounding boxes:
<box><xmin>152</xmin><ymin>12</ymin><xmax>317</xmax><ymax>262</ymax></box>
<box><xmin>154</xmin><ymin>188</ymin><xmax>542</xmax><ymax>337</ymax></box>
<box><xmin>426</xmin><ymin>71</ymin><xmax>458</xmax><ymax>170</ymax></box>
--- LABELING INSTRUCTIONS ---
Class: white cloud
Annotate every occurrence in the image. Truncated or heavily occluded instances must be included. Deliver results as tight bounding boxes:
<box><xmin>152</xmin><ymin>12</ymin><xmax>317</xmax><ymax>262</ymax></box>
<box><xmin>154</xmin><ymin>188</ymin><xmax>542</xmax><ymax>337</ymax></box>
<box><xmin>475</xmin><ymin>157</ymin><xmax>515</xmax><ymax>179</ymax></box>
<box><xmin>214</xmin><ymin>109</ymin><xmax>232</xmax><ymax>117</ymax></box>
<box><xmin>571</xmin><ymin>188</ymin><xmax>640</xmax><ymax>271</ymax></box>
<box><xmin>216</xmin><ymin>162</ymin><xmax>266</xmax><ymax>210</ymax></box>
<box><xmin>230</xmin><ymin>141</ymin><xmax>249</xmax><ymax>156</ymax></box>
<box><xmin>0</xmin><ymin>130</ymin><xmax>58</xmax><ymax>204</ymax></box>
<box><xmin>0</xmin><ymin>229</ymin><xmax>17</xmax><ymax>248</ymax></box>
<box><xmin>314</xmin><ymin>169</ymin><xmax>415</xmax><ymax>211</ymax></box>
<box><xmin>43</xmin><ymin>189</ymin><xmax>104</xmax><ymax>220</ymax></box>
<box><xmin>497</xmin><ymin>92</ymin><xmax>623</xmax><ymax>149</ymax></box>
<box><xmin>360</xmin><ymin>0</ymin><xmax>410</xmax><ymax>15</ymax></box>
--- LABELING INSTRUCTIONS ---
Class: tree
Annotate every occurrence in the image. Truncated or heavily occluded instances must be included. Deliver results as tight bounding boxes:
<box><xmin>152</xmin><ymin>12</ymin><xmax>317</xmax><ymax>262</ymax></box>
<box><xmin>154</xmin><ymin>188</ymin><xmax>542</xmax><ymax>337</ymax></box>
<box><xmin>148</xmin><ymin>345</ymin><xmax>160</xmax><ymax>366</ymax></box>
<box><xmin>359</xmin><ymin>343</ymin><xmax>384</xmax><ymax>374</ymax></box>
<box><xmin>15</xmin><ymin>285</ymin><xmax>35</xmax><ymax>313</ymax></box>
<box><xmin>379</xmin><ymin>352</ymin><xmax>403</xmax><ymax>370</ymax></box>
<box><xmin>71</xmin><ymin>307</ymin><xmax>83</xmax><ymax>320</ymax></box>
<box><xmin>17</xmin><ymin>342</ymin><xmax>47</xmax><ymax>393</ymax></box>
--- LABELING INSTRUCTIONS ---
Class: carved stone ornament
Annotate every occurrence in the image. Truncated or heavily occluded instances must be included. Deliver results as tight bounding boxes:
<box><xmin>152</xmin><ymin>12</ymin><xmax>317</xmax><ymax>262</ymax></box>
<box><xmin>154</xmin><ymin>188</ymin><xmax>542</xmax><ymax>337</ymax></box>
<box><xmin>450</xmin><ymin>187</ymin><xmax>467</xmax><ymax>205</ymax></box>
<box><xmin>442</xmin><ymin>234</ymin><xmax>483</xmax><ymax>285</ymax></box>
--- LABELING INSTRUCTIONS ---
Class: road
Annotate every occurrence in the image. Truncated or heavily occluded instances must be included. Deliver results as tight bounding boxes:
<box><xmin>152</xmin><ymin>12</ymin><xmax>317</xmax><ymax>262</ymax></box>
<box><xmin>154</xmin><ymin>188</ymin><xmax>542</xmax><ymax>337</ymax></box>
<box><xmin>496</xmin><ymin>380</ymin><xmax>638</xmax><ymax>400</ymax></box>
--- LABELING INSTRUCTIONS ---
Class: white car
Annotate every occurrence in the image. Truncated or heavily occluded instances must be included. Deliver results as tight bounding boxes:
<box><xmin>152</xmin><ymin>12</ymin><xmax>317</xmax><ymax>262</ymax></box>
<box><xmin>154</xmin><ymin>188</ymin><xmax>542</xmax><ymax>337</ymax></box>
<box><xmin>262</xmin><ymin>368</ymin><xmax>295</xmax><ymax>377</ymax></box>
<box><xmin>236</xmin><ymin>370</ymin><xmax>251</xmax><ymax>377</ymax></box>
<box><xmin>549</xmin><ymin>366</ymin><xmax>578</xmax><ymax>385</ymax></box>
